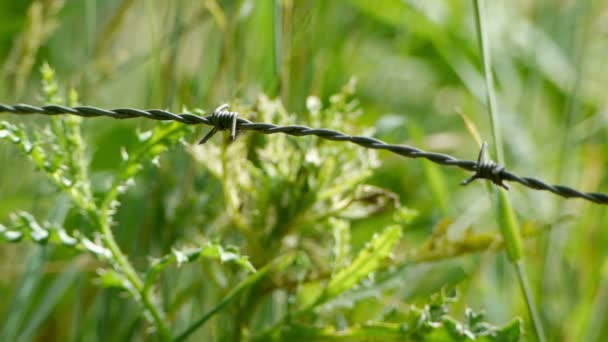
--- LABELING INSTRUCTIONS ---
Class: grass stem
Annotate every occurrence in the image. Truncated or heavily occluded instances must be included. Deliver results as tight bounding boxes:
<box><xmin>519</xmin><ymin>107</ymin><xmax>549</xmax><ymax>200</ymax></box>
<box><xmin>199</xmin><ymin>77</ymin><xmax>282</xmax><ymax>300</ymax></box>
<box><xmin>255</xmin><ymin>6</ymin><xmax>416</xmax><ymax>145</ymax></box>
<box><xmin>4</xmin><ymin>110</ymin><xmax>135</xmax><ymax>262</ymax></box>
<box><xmin>472</xmin><ymin>0</ymin><xmax>546</xmax><ymax>340</ymax></box>
<box><xmin>515</xmin><ymin>261</ymin><xmax>546</xmax><ymax>342</ymax></box>
<box><xmin>472</xmin><ymin>0</ymin><xmax>503</xmax><ymax>164</ymax></box>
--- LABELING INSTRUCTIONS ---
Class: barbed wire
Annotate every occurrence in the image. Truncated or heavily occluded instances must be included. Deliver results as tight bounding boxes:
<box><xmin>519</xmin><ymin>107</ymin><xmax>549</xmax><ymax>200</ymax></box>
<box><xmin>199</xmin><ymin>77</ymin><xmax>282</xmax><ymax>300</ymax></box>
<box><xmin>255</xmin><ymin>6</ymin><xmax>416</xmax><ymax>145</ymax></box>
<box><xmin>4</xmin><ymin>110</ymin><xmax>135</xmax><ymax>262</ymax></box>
<box><xmin>1</xmin><ymin>102</ymin><xmax>607</xmax><ymax>205</ymax></box>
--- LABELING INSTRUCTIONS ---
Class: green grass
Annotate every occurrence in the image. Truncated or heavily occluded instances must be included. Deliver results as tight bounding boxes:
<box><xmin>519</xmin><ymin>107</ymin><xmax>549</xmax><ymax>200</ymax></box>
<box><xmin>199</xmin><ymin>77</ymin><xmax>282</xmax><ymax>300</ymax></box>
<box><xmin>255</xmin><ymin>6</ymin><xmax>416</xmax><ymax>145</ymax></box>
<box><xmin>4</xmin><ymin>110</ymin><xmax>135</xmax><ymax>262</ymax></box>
<box><xmin>0</xmin><ymin>1</ymin><xmax>607</xmax><ymax>341</ymax></box>
<box><xmin>471</xmin><ymin>1</ymin><xmax>543</xmax><ymax>340</ymax></box>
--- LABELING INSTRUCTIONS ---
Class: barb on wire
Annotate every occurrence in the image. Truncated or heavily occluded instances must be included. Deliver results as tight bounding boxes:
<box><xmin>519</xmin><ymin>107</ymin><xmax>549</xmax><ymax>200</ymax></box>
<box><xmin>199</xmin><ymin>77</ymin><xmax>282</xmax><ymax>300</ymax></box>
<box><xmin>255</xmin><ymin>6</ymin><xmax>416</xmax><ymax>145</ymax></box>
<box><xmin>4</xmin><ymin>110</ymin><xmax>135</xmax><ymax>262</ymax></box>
<box><xmin>461</xmin><ymin>142</ymin><xmax>508</xmax><ymax>190</ymax></box>
<box><xmin>0</xmin><ymin>102</ymin><xmax>607</xmax><ymax>205</ymax></box>
<box><xmin>198</xmin><ymin>104</ymin><xmax>239</xmax><ymax>144</ymax></box>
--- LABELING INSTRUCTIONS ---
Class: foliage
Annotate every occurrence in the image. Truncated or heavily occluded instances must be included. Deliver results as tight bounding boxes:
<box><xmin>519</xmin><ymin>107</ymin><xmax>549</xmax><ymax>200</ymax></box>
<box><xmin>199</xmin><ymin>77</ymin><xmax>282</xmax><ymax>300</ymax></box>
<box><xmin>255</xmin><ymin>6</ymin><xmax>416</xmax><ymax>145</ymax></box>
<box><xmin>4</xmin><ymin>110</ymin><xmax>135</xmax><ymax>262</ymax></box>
<box><xmin>272</xmin><ymin>293</ymin><xmax>522</xmax><ymax>342</ymax></box>
<box><xmin>1</xmin><ymin>1</ymin><xmax>607</xmax><ymax>341</ymax></box>
<box><xmin>0</xmin><ymin>65</ymin><xmax>521</xmax><ymax>341</ymax></box>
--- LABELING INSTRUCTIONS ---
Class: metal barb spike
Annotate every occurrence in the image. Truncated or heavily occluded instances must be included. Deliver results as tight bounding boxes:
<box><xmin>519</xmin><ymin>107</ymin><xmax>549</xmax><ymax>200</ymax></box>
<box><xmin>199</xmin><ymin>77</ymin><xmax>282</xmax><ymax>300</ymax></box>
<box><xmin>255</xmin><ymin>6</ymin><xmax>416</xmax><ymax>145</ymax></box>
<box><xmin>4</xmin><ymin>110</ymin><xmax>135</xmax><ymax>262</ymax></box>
<box><xmin>198</xmin><ymin>104</ymin><xmax>239</xmax><ymax>144</ymax></box>
<box><xmin>461</xmin><ymin>142</ymin><xmax>509</xmax><ymax>190</ymax></box>
<box><xmin>198</xmin><ymin>127</ymin><xmax>218</xmax><ymax>145</ymax></box>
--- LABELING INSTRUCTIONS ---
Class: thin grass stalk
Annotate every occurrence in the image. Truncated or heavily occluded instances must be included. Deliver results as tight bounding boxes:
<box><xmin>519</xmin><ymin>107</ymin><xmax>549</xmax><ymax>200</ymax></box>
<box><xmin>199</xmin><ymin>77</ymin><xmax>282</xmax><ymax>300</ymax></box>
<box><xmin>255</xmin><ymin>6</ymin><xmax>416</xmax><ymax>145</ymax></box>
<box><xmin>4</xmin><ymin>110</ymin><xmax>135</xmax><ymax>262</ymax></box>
<box><xmin>472</xmin><ymin>1</ymin><xmax>546</xmax><ymax>341</ymax></box>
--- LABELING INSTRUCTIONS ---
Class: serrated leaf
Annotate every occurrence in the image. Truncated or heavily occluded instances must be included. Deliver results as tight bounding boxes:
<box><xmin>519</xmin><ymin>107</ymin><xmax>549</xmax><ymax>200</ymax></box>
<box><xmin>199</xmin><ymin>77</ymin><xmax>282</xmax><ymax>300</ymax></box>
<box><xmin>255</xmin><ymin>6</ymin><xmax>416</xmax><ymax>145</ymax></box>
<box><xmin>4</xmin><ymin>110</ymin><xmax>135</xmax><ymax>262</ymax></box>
<box><xmin>268</xmin><ymin>309</ymin><xmax>521</xmax><ymax>342</ymax></box>
<box><xmin>0</xmin><ymin>212</ymin><xmax>83</xmax><ymax>250</ymax></box>
<box><xmin>144</xmin><ymin>242</ymin><xmax>255</xmax><ymax>292</ymax></box>
<box><xmin>200</xmin><ymin>242</ymin><xmax>256</xmax><ymax>273</ymax></box>
<box><xmin>81</xmin><ymin>237</ymin><xmax>112</xmax><ymax>260</ymax></box>
<box><xmin>325</xmin><ymin>225</ymin><xmax>402</xmax><ymax>299</ymax></box>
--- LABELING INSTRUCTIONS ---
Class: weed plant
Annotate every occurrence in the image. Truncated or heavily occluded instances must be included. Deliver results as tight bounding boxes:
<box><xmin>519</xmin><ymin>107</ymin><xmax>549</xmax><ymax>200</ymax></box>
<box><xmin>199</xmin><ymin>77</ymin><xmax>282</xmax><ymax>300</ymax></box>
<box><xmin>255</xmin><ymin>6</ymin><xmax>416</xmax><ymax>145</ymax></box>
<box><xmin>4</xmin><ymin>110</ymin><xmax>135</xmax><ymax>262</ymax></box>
<box><xmin>0</xmin><ymin>1</ymin><xmax>606</xmax><ymax>341</ymax></box>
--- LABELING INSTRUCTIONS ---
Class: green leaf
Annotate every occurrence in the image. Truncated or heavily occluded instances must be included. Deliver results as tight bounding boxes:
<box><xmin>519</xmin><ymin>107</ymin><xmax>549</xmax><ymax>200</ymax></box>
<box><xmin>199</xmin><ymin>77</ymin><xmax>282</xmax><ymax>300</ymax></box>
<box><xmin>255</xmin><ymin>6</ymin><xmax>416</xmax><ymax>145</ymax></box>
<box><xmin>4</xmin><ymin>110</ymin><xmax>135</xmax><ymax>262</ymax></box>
<box><xmin>18</xmin><ymin>263</ymin><xmax>80</xmax><ymax>342</ymax></box>
<box><xmin>144</xmin><ymin>241</ymin><xmax>256</xmax><ymax>292</ymax></box>
<box><xmin>0</xmin><ymin>248</ymin><xmax>48</xmax><ymax>341</ymax></box>
<box><xmin>0</xmin><ymin>117</ymin><xmax>93</xmax><ymax>212</ymax></box>
<box><xmin>175</xmin><ymin>253</ymin><xmax>295</xmax><ymax>342</ymax></box>
<box><xmin>325</xmin><ymin>225</ymin><xmax>402</xmax><ymax>299</ymax></box>
<box><xmin>95</xmin><ymin>269</ymin><xmax>131</xmax><ymax>290</ymax></box>
<box><xmin>0</xmin><ymin>211</ymin><xmax>112</xmax><ymax>262</ymax></box>
<box><xmin>41</xmin><ymin>62</ymin><xmax>63</xmax><ymax>104</ymax></box>
<box><xmin>269</xmin><ymin>305</ymin><xmax>521</xmax><ymax>342</ymax></box>
<box><xmin>199</xmin><ymin>242</ymin><xmax>256</xmax><ymax>273</ymax></box>
<box><xmin>102</xmin><ymin>121</ymin><xmax>193</xmax><ymax>224</ymax></box>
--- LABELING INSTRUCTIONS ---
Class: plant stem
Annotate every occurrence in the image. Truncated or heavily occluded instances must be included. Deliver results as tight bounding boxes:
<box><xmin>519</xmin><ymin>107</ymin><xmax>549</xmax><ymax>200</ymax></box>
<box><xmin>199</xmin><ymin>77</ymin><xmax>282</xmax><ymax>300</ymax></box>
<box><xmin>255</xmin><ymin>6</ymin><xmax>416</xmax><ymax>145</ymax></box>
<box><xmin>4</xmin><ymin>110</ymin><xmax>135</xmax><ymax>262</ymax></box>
<box><xmin>98</xmin><ymin>211</ymin><xmax>172</xmax><ymax>340</ymax></box>
<box><xmin>175</xmin><ymin>254</ymin><xmax>295</xmax><ymax>342</ymax></box>
<box><xmin>472</xmin><ymin>1</ymin><xmax>546</xmax><ymax>341</ymax></box>
<box><xmin>514</xmin><ymin>261</ymin><xmax>546</xmax><ymax>342</ymax></box>
<box><xmin>473</xmin><ymin>0</ymin><xmax>503</xmax><ymax>165</ymax></box>
<box><xmin>93</xmin><ymin>124</ymin><xmax>192</xmax><ymax>340</ymax></box>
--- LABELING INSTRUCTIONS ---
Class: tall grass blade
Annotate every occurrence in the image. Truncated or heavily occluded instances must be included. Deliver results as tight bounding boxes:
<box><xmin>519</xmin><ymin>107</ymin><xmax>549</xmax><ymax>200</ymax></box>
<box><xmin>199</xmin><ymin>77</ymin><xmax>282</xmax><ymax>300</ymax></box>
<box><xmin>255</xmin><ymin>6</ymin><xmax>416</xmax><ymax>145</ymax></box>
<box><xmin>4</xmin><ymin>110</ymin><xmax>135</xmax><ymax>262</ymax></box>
<box><xmin>472</xmin><ymin>0</ymin><xmax>545</xmax><ymax>340</ymax></box>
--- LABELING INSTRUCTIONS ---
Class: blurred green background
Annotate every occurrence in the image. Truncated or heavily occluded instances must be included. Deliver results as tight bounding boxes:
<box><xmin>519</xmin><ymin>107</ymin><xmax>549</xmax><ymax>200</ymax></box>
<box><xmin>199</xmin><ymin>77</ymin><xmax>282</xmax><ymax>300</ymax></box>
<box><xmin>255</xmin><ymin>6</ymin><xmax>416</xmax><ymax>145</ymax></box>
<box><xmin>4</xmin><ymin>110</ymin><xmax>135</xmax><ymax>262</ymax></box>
<box><xmin>0</xmin><ymin>0</ymin><xmax>607</xmax><ymax>341</ymax></box>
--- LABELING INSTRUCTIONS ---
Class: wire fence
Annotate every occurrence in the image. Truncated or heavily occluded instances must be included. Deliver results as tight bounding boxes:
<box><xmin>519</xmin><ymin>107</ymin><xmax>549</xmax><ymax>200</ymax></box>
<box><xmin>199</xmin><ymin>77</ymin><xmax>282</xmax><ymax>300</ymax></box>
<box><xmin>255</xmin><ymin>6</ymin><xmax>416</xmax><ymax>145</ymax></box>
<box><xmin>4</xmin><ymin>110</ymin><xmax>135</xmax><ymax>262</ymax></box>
<box><xmin>1</xmin><ymin>103</ymin><xmax>607</xmax><ymax>205</ymax></box>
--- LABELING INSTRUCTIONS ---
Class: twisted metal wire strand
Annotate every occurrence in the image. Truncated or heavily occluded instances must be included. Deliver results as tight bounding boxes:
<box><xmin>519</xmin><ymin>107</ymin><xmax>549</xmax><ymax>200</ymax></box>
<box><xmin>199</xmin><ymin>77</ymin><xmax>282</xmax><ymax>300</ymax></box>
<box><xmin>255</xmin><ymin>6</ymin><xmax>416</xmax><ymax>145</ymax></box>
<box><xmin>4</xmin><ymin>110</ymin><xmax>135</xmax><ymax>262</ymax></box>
<box><xmin>1</xmin><ymin>102</ymin><xmax>607</xmax><ymax>205</ymax></box>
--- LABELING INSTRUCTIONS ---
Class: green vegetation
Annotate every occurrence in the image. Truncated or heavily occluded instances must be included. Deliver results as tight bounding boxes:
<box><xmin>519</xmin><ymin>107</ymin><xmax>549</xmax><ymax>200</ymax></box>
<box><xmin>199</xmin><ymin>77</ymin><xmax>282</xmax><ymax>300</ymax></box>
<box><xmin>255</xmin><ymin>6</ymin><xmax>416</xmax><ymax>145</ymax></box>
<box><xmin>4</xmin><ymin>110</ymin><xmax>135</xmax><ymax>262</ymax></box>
<box><xmin>0</xmin><ymin>1</ymin><xmax>606</xmax><ymax>341</ymax></box>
